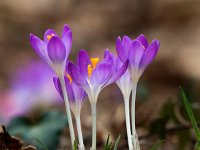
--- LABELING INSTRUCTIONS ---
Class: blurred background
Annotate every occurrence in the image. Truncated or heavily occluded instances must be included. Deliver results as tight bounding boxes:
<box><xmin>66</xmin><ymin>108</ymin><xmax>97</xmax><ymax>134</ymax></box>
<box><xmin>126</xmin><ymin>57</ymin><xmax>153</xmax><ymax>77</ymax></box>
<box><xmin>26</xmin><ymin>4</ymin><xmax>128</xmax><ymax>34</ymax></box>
<box><xmin>0</xmin><ymin>0</ymin><xmax>200</xmax><ymax>149</ymax></box>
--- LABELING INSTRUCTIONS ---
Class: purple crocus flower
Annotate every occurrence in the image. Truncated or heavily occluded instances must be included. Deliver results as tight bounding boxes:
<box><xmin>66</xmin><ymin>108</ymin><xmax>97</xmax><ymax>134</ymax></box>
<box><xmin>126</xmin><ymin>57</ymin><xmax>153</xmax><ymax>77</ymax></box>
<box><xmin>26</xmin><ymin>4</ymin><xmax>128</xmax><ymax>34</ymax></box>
<box><xmin>116</xmin><ymin>34</ymin><xmax>160</xmax><ymax>150</ymax></box>
<box><xmin>116</xmin><ymin>34</ymin><xmax>160</xmax><ymax>82</ymax></box>
<box><xmin>30</xmin><ymin>24</ymin><xmax>72</xmax><ymax>75</ymax></box>
<box><xmin>30</xmin><ymin>24</ymin><xmax>75</xmax><ymax>146</ymax></box>
<box><xmin>68</xmin><ymin>49</ymin><xmax>128</xmax><ymax>149</ymax></box>
<box><xmin>68</xmin><ymin>49</ymin><xmax>128</xmax><ymax>103</ymax></box>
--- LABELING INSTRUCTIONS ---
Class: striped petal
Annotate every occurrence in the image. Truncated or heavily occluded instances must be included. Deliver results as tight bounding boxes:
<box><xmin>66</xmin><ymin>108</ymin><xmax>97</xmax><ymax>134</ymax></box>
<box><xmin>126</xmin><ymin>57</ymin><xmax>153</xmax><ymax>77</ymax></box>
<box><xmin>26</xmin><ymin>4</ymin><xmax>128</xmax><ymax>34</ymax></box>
<box><xmin>128</xmin><ymin>40</ymin><xmax>145</xmax><ymax>69</ymax></box>
<box><xmin>136</xmin><ymin>34</ymin><xmax>148</xmax><ymax>49</ymax></box>
<box><xmin>47</xmin><ymin>36</ymin><xmax>66</xmax><ymax>64</ymax></box>
<box><xmin>78</xmin><ymin>50</ymin><xmax>91</xmax><ymax>79</ymax></box>
<box><xmin>30</xmin><ymin>34</ymin><xmax>51</xmax><ymax>64</ymax></box>
<box><xmin>139</xmin><ymin>40</ymin><xmax>160</xmax><ymax>71</ymax></box>
<box><xmin>62</xmin><ymin>24</ymin><xmax>72</xmax><ymax>59</ymax></box>
<box><xmin>90</xmin><ymin>62</ymin><xmax>111</xmax><ymax>85</ymax></box>
<box><xmin>68</xmin><ymin>62</ymin><xmax>88</xmax><ymax>87</ymax></box>
<box><xmin>116</xmin><ymin>36</ymin><xmax>132</xmax><ymax>62</ymax></box>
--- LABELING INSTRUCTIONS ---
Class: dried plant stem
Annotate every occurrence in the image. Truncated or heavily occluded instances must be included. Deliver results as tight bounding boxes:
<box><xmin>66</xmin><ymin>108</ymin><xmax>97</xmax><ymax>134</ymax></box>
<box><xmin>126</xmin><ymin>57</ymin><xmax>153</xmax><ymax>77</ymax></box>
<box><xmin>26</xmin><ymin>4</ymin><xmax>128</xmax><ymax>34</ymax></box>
<box><xmin>59</xmin><ymin>75</ymin><xmax>75</xmax><ymax>148</ymax></box>
<box><xmin>124</xmin><ymin>95</ymin><xmax>133</xmax><ymax>150</ymax></box>
<box><xmin>75</xmin><ymin>113</ymin><xmax>85</xmax><ymax>150</ymax></box>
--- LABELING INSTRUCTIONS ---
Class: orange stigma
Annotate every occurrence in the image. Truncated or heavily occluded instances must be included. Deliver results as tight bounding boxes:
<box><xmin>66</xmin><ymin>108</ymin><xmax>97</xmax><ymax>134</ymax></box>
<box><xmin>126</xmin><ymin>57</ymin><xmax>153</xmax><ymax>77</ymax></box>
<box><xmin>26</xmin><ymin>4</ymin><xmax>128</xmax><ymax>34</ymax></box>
<box><xmin>66</xmin><ymin>73</ymin><xmax>72</xmax><ymax>84</ymax></box>
<box><xmin>47</xmin><ymin>34</ymin><xmax>55</xmax><ymax>40</ymax></box>
<box><xmin>87</xmin><ymin>57</ymin><xmax>99</xmax><ymax>79</ymax></box>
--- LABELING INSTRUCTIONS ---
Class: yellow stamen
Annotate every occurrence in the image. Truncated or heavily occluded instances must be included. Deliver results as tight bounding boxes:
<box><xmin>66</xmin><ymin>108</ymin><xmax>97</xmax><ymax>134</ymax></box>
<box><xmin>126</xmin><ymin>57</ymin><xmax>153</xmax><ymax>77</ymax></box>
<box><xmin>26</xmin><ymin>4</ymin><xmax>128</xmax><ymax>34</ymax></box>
<box><xmin>90</xmin><ymin>58</ymin><xmax>99</xmax><ymax>68</ymax></box>
<box><xmin>47</xmin><ymin>33</ymin><xmax>55</xmax><ymax>40</ymax></box>
<box><xmin>88</xmin><ymin>64</ymin><xmax>93</xmax><ymax>79</ymax></box>
<box><xmin>87</xmin><ymin>57</ymin><xmax>99</xmax><ymax>79</ymax></box>
<box><xmin>66</xmin><ymin>73</ymin><xmax>72</xmax><ymax>84</ymax></box>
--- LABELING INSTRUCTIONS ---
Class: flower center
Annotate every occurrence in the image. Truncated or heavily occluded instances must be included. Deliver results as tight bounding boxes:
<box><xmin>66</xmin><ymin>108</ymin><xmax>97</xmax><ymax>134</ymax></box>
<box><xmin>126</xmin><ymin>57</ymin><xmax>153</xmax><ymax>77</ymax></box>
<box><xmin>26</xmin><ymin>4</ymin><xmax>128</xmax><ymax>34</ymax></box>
<box><xmin>87</xmin><ymin>57</ymin><xmax>99</xmax><ymax>79</ymax></box>
<box><xmin>47</xmin><ymin>34</ymin><xmax>55</xmax><ymax>40</ymax></box>
<box><xmin>66</xmin><ymin>73</ymin><xmax>72</xmax><ymax>84</ymax></box>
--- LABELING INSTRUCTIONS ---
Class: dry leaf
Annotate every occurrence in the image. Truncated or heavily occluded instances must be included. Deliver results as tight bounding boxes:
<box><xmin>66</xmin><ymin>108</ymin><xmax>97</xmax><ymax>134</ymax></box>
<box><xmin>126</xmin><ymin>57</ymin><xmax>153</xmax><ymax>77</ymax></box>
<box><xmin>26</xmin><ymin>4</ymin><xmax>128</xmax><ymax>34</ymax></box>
<box><xmin>0</xmin><ymin>125</ymin><xmax>37</xmax><ymax>150</ymax></box>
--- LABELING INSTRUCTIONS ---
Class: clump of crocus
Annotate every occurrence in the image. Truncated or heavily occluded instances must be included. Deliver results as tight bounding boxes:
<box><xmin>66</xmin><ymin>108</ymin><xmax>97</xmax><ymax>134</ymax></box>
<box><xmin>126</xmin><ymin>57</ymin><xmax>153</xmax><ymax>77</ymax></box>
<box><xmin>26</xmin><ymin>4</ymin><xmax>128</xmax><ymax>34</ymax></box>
<box><xmin>68</xmin><ymin>50</ymin><xmax>128</xmax><ymax>150</ymax></box>
<box><xmin>29</xmin><ymin>25</ymin><xmax>75</xmax><ymax>147</ymax></box>
<box><xmin>53</xmin><ymin>63</ymin><xmax>86</xmax><ymax>150</ymax></box>
<box><xmin>116</xmin><ymin>34</ymin><xmax>160</xmax><ymax>150</ymax></box>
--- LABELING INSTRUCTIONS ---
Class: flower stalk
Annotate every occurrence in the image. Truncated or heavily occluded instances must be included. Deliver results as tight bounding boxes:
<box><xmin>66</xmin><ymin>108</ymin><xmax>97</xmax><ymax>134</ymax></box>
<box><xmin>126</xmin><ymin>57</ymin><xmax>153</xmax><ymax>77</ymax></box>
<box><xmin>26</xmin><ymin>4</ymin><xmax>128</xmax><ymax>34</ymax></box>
<box><xmin>131</xmin><ymin>83</ymin><xmax>140</xmax><ymax>150</ymax></box>
<box><xmin>59</xmin><ymin>75</ymin><xmax>75</xmax><ymax>147</ymax></box>
<box><xmin>91</xmin><ymin>101</ymin><xmax>97</xmax><ymax>150</ymax></box>
<box><xmin>75</xmin><ymin>113</ymin><xmax>85</xmax><ymax>150</ymax></box>
<box><xmin>123</xmin><ymin>94</ymin><xmax>133</xmax><ymax>150</ymax></box>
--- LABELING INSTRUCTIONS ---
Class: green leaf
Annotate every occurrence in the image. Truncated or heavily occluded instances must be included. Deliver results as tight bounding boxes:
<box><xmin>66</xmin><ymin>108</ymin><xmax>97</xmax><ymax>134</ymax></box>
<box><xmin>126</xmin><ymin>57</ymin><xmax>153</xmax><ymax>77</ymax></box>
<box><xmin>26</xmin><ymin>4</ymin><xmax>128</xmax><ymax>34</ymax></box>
<box><xmin>7</xmin><ymin>110</ymin><xmax>67</xmax><ymax>150</ymax></box>
<box><xmin>180</xmin><ymin>88</ymin><xmax>200</xmax><ymax>140</ymax></box>
<box><xmin>73</xmin><ymin>140</ymin><xmax>78</xmax><ymax>150</ymax></box>
<box><xmin>149</xmin><ymin>140</ymin><xmax>165</xmax><ymax>150</ymax></box>
<box><xmin>113</xmin><ymin>135</ymin><xmax>121</xmax><ymax>150</ymax></box>
<box><xmin>195</xmin><ymin>141</ymin><xmax>200</xmax><ymax>150</ymax></box>
<box><xmin>32</xmin><ymin>136</ymin><xmax>48</xmax><ymax>150</ymax></box>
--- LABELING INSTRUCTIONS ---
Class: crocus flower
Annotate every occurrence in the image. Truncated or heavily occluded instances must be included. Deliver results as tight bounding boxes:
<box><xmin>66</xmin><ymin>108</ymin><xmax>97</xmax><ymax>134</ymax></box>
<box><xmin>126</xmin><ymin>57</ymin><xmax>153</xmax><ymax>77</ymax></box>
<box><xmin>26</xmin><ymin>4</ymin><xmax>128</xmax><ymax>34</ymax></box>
<box><xmin>53</xmin><ymin>67</ymin><xmax>86</xmax><ymax>149</ymax></box>
<box><xmin>30</xmin><ymin>24</ymin><xmax>72</xmax><ymax>76</ymax></box>
<box><xmin>68</xmin><ymin>49</ymin><xmax>128</xmax><ymax>149</ymax></box>
<box><xmin>116</xmin><ymin>34</ymin><xmax>160</xmax><ymax>82</ymax></box>
<box><xmin>30</xmin><ymin>24</ymin><xmax>75</xmax><ymax>147</ymax></box>
<box><xmin>116</xmin><ymin>34</ymin><xmax>160</xmax><ymax>150</ymax></box>
<box><xmin>68</xmin><ymin>50</ymin><xmax>128</xmax><ymax>104</ymax></box>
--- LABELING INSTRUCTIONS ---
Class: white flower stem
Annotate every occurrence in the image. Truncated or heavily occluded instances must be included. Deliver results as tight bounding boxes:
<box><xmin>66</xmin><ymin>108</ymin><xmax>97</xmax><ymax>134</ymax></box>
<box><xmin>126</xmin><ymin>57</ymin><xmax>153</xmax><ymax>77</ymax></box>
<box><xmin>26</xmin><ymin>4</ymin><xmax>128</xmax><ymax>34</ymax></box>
<box><xmin>124</xmin><ymin>95</ymin><xmax>133</xmax><ymax>150</ymax></box>
<box><xmin>75</xmin><ymin>113</ymin><xmax>85</xmax><ymax>150</ymax></box>
<box><xmin>91</xmin><ymin>102</ymin><xmax>97</xmax><ymax>150</ymax></box>
<box><xmin>59</xmin><ymin>75</ymin><xmax>75</xmax><ymax>148</ymax></box>
<box><xmin>131</xmin><ymin>83</ymin><xmax>140</xmax><ymax>149</ymax></box>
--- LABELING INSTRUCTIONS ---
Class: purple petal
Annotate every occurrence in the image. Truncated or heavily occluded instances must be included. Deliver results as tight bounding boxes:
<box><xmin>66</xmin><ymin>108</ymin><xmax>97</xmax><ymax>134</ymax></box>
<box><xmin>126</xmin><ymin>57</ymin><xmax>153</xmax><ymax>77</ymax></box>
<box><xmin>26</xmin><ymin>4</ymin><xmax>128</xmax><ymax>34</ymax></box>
<box><xmin>136</xmin><ymin>34</ymin><xmax>148</xmax><ymax>49</ymax></box>
<box><xmin>70</xmin><ymin>82</ymin><xmax>85</xmax><ymax>102</ymax></box>
<box><xmin>53</xmin><ymin>77</ymin><xmax>63</xmax><ymax>99</ymax></box>
<box><xmin>116</xmin><ymin>36</ymin><xmax>132</xmax><ymax>62</ymax></box>
<box><xmin>47</xmin><ymin>36</ymin><xmax>66</xmax><ymax>64</ymax></box>
<box><xmin>103</xmin><ymin>49</ymin><xmax>116</xmax><ymax>73</ymax></box>
<box><xmin>44</xmin><ymin>29</ymin><xmax>57</xmax><ymax>43</ymax></box>
<box><xmin>62</xmin><ymin>24</ymin><xmax>72</xmax><ymax>59</ymax></box>
<box><xmin>68</xmin><ymin>62</ymin><xmax>88</xmax><ymax>87</ymax></box>
<box><xmin>128</xmin><ymin>40</ymin><xmax>145</xmax><ymax>69</ymax></box>
<box><xmin>90</xmin><ymin>62</ymin><xmax>111</xmax><ymax>85</ymax></box>
<box><xmin>104</xmin><ymin>49</ymin><xmax>116</xmax><ymax>64</ymax></box>
<box><xmin>78</xmin><ymin>50</ymin><xmax>91</xmax><ymax>79</ymax></box>
<box><xmin>30</xmin><ymin>34</ymin><xmax>50</xmax><ymax>63</ymax></box>
<box><xmin>116</xmin><ymin>57</ymin><xmax>123</xmax><ymax>70</ymax></box>
<box><xmin>104</xmin><ymin>60</ymin><xmax>128</xmax><ymax>87</ymax></box>
<box><xmin>64</xmin><ymin>77</ymin><xmax>76</xmax><ymax>102</ymax></box>
<box><xmin>139</xmin><ymin>40</ymin><xmax>159</xmax><ymax>70</ymax></box>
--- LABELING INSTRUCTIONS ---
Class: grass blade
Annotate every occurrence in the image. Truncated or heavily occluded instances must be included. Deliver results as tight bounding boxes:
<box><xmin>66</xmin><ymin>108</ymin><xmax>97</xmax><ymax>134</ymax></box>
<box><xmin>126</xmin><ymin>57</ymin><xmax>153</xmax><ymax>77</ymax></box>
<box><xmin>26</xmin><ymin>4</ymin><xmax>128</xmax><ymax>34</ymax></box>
<box><xmin>113</xmin><ymin>135</ymin><xmax>121</xmax><ymax>150</ymax></box>
<box><xmin>180</xmin><ymin>87</ymin><xmax>200</xmax><ymax>140</ymax></box>
<box><xmin>149</xmin><ymin>140</ymin><xmax>165</xmax><ymax>150</ymax></box>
